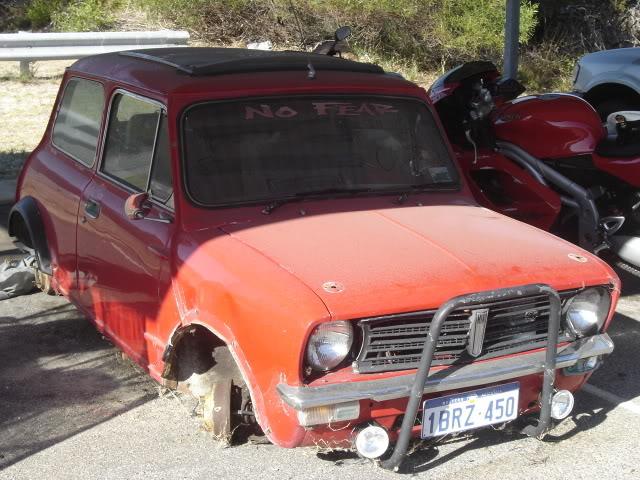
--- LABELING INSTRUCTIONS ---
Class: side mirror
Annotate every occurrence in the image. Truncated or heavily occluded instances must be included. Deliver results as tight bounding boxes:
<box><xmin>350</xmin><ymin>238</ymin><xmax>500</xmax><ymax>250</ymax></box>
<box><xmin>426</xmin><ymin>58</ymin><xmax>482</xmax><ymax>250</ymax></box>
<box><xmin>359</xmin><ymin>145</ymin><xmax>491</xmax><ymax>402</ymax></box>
<box><xmin>335</xmin><ymin>26</ymin><xmax>352</xmax><ymax>41</ymax></box>
<box><xmin>124</xmin><ymin>192</ymin><xmax>151</xmax><ymax>220</ymax></box>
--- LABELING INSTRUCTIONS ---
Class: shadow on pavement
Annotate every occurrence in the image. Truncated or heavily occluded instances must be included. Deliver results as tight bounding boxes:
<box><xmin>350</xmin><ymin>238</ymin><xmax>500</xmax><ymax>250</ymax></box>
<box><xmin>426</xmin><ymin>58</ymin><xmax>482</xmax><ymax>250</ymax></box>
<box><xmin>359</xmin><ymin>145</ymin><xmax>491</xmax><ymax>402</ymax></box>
<box><xmin>0</xmin><ymin>296</ymin><xmax>157</xmax><ymax>470</ymax></box>
<box><xmin>615</xmin><ymin>265</ymin><xmax>640</xmax><ymax>297</ymax></box>
<box><xmin>588</xmin><ymin>312</ymin><xmax>640</xmax><ymax>401</ymax></box>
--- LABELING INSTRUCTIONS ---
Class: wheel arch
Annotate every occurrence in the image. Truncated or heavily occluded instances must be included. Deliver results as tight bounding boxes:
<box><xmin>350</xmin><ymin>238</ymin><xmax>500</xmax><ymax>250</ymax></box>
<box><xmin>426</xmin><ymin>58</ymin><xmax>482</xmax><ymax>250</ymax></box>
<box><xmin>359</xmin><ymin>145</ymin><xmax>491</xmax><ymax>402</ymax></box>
<box><xmin>8</xmin><ymin>196</ymin><xmax>52</xmax><ymax>274</ymax></box>
<box><xmin>161</xmin><ymin>321</ymin><xmax>270</xmax><ymax>436</ymax></box>
<box><xmin>584</xmin><ymin>82</ymin><xmax>640</xmax><ymax>108</ymax></box>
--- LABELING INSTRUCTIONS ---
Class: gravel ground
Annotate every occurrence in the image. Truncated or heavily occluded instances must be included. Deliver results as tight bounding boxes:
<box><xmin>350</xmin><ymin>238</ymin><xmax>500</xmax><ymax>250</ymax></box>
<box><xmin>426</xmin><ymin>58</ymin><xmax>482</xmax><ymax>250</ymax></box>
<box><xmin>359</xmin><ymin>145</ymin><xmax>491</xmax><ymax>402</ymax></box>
<box><xmin>0</xmin><ymin>255</ymin><xmax>639</xmax><ymax>479</ymax></box>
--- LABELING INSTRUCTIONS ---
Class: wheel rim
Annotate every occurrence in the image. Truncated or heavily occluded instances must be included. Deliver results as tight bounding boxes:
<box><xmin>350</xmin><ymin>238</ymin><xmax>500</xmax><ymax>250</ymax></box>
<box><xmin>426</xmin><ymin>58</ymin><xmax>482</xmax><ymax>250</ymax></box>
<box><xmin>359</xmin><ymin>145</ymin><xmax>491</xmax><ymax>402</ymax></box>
<box><xmin>203</xmin><ymin>378</ymin><xmax>232</xmax><ymax>444</ymax></box>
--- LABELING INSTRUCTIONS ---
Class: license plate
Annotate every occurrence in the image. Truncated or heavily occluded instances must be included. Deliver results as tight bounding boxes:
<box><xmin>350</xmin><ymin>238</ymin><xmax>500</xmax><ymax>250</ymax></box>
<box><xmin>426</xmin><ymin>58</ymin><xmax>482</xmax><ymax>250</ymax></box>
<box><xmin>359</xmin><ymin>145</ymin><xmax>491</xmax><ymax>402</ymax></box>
<box><xmin>421</xmin><ymin>382</ymin><xmax>519</xmax><ymax>438</ymax></box>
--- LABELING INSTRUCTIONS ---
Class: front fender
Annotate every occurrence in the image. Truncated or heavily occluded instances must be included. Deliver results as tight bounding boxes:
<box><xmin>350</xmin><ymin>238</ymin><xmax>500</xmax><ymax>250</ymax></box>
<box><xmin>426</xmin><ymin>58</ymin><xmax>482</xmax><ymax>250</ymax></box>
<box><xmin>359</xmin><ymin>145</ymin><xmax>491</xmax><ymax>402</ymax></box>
<box><xmin>166</xmin><ymin>231</ymin><xmax>333</xmax><ymax>447</ymax></box>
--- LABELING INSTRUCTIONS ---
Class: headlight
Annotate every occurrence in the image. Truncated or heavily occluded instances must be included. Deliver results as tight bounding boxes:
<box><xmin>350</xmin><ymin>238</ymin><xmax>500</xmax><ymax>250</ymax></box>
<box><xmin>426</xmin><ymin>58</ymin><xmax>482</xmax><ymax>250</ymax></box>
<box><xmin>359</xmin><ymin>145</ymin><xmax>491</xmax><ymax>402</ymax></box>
<box><xmin>564</xmin><ymin>287</ymin><xmax>611</xmax><ymax>337</ymax></box>
<box><xmin>306</xmin><ymin>321</ymin><xmax>354</xmax><ymax>371</ymax></box>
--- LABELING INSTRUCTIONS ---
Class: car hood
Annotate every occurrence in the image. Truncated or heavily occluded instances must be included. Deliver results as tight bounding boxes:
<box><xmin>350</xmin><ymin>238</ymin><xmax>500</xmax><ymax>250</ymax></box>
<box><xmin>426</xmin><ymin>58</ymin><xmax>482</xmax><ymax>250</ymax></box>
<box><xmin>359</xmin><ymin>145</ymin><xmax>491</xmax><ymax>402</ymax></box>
<box><xmin>220</xmin><ymin>204</ymin><xmax>614</xmax><ymax>320</ymax></box>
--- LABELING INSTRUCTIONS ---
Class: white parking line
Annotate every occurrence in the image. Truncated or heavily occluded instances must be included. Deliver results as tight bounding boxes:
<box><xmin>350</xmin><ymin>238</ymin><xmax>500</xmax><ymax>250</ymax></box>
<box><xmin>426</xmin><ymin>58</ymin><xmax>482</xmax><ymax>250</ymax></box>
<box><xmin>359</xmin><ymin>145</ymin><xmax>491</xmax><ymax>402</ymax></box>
<box><xmin>583</xmin><ymin>383</ymin><xmax>640</xmax><ymax>415</ymax></box>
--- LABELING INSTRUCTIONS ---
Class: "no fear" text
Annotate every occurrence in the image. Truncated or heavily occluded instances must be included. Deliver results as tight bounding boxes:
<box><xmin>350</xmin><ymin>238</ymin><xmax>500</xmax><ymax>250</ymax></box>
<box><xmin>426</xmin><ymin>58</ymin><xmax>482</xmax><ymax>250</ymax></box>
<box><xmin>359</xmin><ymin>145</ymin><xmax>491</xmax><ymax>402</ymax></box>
<box><xmin>244</xmin><ymin>102</ymin><xmax>399</xmax><ymax>120</ymax></box>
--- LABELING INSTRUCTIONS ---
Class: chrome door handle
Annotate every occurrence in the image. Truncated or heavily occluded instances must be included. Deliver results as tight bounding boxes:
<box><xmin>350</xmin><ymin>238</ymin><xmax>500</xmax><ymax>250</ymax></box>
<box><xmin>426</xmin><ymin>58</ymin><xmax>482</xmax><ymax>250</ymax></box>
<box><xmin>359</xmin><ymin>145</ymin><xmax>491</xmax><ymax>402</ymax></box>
<box><xmin>84</xmin><ymin>199</ymin><xmax>101</xmax><ymax>219</ymax></box>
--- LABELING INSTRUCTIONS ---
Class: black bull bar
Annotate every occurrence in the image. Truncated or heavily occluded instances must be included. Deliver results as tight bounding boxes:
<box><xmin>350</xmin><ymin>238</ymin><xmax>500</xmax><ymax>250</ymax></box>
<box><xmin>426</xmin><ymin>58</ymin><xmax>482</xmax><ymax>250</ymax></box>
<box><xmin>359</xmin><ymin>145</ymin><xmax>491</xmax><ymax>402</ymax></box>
<box><xmin>381</xmin><ymin>283</ymin><xmax>561</xmax><ymax>471</ymax></box>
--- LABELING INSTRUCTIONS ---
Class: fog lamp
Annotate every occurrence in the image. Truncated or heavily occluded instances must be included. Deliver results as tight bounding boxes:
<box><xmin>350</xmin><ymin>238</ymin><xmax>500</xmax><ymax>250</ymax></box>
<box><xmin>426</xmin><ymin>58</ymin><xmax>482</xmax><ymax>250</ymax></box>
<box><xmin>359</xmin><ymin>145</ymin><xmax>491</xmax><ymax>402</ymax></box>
<box><xmin>297</xmin><ymin>401</ymin><xmax>360</xmax><ymax>427</ymax></box>
<box><xmin>354</xmin><ymin>425</ymin><xmax>390</xmax><ymax>459</ymax></box>
<box><xmin>550</xmin><ymin>390</ymin><xmax>575</xmax><ymax>420</ymax></box>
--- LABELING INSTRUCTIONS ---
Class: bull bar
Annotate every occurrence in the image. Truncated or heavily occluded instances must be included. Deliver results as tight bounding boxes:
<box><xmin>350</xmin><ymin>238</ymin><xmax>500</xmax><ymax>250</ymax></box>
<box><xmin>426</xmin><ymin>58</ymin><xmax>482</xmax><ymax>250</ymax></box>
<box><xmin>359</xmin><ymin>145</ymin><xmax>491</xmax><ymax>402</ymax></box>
<box><xmin>379</xmin><ymin>284</ymin><xmax>561</xmax><ymax>470</ymax></box>
<box><xmin>277</xmin><ymin>284</ymin><xmax>612</xmax><ymax>471</ymax></box>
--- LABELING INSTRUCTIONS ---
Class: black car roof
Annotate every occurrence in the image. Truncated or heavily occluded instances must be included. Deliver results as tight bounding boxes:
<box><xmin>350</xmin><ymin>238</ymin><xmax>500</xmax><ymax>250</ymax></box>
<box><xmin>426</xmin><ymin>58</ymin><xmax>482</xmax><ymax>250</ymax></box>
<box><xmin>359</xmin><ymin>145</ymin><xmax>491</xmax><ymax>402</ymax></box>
<box><xmin>118</xmin><ymin>47</ymin><xmax>385</xmax><ymax>76</ymax></box>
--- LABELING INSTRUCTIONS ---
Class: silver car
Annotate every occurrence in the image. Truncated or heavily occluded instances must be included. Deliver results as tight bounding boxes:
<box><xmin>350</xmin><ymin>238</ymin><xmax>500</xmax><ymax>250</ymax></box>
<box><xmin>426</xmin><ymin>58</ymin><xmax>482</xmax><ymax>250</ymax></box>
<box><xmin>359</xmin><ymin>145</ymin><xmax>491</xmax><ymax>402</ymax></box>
<box><xmin>573</xmin><ymin>47</ymin><xmax>640</xmax><ymax>119</ymax></box>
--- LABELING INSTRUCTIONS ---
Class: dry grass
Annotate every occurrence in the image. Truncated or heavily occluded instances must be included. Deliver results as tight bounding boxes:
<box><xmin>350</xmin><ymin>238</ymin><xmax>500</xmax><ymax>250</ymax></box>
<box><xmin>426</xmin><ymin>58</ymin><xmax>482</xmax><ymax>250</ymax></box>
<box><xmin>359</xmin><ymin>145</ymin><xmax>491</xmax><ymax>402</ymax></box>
<box><xmin>0</xmin><ymin>60</ymin><xmax>72</xmax><ymax>178</ymax></box>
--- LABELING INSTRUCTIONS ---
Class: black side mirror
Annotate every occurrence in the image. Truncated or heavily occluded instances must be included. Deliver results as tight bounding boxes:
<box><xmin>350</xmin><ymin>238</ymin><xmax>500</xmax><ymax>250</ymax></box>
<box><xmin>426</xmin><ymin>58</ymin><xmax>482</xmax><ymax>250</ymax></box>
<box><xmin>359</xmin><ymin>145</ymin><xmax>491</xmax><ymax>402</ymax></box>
<box><xmin>312</xmin><ymin>26</ymin><xmax>352</xmax><ymax>56</ymax></box>
<box><xmin>335</xmin><ymin>26</ymin><xmax>352</xmax><ymax>41</ymax></box>
<box><xmin>495</xmin><ymin>77</ymin><xmax>526</xmax><ymax>101</ymax></box>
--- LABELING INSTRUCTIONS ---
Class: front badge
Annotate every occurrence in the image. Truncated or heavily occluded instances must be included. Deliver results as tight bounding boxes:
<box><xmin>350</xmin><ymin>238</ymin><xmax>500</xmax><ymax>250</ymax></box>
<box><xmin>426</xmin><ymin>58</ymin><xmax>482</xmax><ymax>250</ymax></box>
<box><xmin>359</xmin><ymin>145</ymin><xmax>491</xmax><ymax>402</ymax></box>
<box><xmin>467</xmin><ymin>308</ymin><xmax>489</xmax><ymax>357</ymax></box>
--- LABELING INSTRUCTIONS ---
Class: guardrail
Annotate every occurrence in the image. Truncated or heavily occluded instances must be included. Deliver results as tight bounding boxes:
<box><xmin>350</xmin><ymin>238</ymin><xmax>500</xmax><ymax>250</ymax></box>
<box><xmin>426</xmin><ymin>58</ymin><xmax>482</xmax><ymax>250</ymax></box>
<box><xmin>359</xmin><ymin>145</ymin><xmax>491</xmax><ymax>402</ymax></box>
<box><xmin>0</xmin><ymin>30</ymin><xmax>190</xmax><ymax>76</ymax></box>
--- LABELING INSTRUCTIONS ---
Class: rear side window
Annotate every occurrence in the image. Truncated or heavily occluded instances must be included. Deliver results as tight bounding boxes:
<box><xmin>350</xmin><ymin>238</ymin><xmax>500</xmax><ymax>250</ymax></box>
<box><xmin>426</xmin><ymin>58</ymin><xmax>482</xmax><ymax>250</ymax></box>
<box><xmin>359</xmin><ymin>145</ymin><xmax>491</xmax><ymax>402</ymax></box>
<box><xmin>52</xmin><ymin>78</ymin><xmax>105</xmax><ymax>166</ymax></box>
<box><xmin>102</xmin><ymin>93</ymin><xmax>161</xmax><ymax>191</ymax></box>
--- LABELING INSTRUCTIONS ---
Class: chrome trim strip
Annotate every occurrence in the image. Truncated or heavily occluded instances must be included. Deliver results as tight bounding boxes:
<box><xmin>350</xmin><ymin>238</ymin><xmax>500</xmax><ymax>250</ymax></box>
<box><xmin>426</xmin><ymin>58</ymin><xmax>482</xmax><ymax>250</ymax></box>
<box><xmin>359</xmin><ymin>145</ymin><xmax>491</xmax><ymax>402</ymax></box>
<box><xmin>145</xmin><ymin>111</ymin><xmax>164</xmax><ymax>192</ymax></box>
<box><xmin>277</xmin><ymin>334</ymin><xmax>614</xmax><ymax>410</ymax></box>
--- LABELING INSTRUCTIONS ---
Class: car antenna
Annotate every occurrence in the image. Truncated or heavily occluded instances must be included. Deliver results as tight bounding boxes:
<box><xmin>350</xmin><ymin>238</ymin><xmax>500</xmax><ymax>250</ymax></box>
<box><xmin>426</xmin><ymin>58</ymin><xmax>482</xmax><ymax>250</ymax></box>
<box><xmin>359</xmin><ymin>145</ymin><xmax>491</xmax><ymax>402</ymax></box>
<box><xmin>307</xmin><ymin>60</ymin><xmax>316</xmax><ymax>80</ymax></box>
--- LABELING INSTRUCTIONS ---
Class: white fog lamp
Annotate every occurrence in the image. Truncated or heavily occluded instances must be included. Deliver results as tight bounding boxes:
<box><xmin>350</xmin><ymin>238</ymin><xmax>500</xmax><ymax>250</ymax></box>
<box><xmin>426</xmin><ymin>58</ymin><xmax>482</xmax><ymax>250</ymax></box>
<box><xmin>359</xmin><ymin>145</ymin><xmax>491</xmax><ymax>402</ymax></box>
<box><xmin>550</xmin><ymin>390</ymin><xmax>575</xmax><ymax>420</ymax></box>
<box><xmin>354</xmin><ymin>425</ymin><xmax>390</xmax><ymax>459</ymax></box>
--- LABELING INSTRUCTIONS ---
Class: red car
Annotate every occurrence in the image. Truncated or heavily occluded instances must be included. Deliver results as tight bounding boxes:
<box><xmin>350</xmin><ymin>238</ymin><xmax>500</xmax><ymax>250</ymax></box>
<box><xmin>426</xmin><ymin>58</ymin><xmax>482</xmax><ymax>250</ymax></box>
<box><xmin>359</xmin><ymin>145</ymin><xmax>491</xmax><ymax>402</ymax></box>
<box><xmin>8</xmin><ymin>46</ymin><xmax>619</xmax><ymax>470</ymax></box>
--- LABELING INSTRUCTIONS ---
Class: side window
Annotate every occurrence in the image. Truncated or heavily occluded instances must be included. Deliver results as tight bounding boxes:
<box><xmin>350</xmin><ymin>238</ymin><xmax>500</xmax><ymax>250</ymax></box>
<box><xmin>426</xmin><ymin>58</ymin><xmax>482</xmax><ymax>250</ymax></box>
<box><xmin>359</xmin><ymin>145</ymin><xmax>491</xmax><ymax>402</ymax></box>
<box><xmin>102</xmin><ymin>93</ymin><xmax>161</xmax><ymax>191</ymax></box>
<box><xmin>52</xmin><ymin>78</ymin><xmax>104</xmax><ymax>166</ymax></box>
<box><xmin>148</xmin><ymin>114</ymin><xmax>174</xmax><ymax>208</ymax></box>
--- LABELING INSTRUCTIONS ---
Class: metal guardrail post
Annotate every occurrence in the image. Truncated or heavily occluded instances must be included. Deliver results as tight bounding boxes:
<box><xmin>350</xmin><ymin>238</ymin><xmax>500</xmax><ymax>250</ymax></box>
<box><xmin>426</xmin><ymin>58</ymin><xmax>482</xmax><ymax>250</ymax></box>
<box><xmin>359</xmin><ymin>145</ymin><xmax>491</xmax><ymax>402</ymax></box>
<box><xmin>19</xmin><ymin>60</ymin><xmax>30</xmax><ymax>77</ymax></box>
<box><xmin>380</xmin><ymin>283</ymin><xmax>561</xmax><ymax>472</ymax></box>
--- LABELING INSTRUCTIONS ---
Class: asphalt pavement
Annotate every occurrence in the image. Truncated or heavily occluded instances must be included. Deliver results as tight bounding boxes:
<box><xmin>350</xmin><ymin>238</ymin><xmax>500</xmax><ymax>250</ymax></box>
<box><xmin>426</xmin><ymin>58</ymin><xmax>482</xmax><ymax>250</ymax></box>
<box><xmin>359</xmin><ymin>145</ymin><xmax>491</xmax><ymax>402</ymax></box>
<box><xmin>0</xmin><ymin>210</ymin><xmax>639</xmax><ymax>479</ymax></box>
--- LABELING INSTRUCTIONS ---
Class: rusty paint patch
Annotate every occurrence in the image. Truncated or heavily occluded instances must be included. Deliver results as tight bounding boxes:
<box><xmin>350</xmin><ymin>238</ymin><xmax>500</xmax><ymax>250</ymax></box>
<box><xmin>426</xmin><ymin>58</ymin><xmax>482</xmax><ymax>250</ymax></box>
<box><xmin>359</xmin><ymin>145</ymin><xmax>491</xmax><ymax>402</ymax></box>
<box><xmin>568</xmin><ymin>253</ymin><xmax>588</xmax><ymax>263</ymax></box>
<box><xmin>322</xmin><ymin>281</ymin><xmax>344</xmax><ymax>293</ymax></box>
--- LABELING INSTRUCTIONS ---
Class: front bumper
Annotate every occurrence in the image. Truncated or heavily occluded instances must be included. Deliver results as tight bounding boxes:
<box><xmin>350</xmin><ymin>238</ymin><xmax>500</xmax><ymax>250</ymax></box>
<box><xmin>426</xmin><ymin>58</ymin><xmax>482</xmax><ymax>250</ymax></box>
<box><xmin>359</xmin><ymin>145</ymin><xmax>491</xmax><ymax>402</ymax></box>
<box><xmin>277</xmin><ymin>333</ymin><xmax>613</xmax><ymax>410</ymax></box>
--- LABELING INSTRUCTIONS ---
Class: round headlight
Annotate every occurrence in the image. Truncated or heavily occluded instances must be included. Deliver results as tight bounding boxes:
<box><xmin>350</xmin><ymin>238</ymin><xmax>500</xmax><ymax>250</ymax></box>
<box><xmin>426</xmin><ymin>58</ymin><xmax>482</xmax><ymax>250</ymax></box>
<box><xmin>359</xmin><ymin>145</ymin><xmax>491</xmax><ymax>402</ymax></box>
<box><xmin>306</xmin><ymin>321</ymin><xmax>354</xmax><ymax>372</ymax></box>
<box><xmin>564</xmin><ymin>287</ymin><xmax>611</xmax><ymax>337</ymax></box>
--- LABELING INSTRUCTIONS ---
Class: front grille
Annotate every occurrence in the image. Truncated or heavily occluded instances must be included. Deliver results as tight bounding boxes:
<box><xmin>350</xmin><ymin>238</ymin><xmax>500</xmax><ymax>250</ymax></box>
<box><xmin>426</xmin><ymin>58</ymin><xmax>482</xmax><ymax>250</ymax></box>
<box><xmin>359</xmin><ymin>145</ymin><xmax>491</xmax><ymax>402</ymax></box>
<box><xmin>354</xmin><ymin>291</ymin><xmax>575</xmax><ymax>374</ymax></box>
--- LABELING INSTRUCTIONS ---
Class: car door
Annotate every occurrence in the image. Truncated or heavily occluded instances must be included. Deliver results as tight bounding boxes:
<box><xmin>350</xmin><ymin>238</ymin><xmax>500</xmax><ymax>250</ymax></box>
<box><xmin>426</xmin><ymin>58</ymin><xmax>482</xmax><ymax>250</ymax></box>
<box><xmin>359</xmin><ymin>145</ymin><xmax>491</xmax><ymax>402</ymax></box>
<box><xmin>74</xmin><ymin>90</ymin><xmax>175</xmax><ymax>365</ymax></box>
<box><xmin>21</xmin><ymin>76</ymin><xmax>105</xmax><ymax>294</ymax></box>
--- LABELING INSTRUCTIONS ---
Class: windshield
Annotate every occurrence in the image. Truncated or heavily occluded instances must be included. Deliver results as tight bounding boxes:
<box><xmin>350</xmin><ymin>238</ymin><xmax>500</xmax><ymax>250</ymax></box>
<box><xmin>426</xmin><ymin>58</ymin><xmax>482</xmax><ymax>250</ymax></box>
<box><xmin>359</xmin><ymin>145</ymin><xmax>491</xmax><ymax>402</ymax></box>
<box><xmin>182</xmin><ymin>96</ymin><xmax>459</xmax><ymax>206</ymax></box>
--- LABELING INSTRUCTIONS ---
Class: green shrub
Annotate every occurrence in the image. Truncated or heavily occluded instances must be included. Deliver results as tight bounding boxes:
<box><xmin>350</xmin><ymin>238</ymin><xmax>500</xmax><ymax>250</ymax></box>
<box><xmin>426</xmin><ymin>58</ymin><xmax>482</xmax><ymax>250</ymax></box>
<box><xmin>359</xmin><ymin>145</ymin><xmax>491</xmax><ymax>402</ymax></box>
<box><xmin>51</xmin><ymin>0</ymin><xmax>119</xmax><ymax>32</ymax></box>
<box><xmin>433</xmin><ymin>0</ymin><xmax>538</xmax><ymax>66</ymax></box>
<box><xmin>0</xmin><ymin>1</ymin><xmax>31</xmax><ymax>31</ymax></box>
<box><xmin>26</xmin><ymin>0</ymin><xmax>66</xmax><ymax>28</ymax></box>
<box><xmin>134</xmin><ymin>0</ymin><xmax>539</xmax><ymax>73</ymax></box>
<box><xmin>519</xmin><ymin>44</ymin><xmax>575</xmax><ymax>93</ymax></box>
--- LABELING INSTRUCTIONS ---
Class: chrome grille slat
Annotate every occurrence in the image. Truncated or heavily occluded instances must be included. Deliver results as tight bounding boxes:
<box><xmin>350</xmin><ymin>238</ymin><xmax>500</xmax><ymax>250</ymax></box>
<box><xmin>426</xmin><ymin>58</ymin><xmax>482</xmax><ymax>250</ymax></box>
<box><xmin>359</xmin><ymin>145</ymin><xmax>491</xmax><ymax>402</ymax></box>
<box><xmin>484</xmin><ymin>333</ymin><xmax>549</xmax><ymax>352</ymax></box>
<box><xmin>367</xmin><ymin>334</ymin><xmax>469</xmax><ymax>350</ymax></box>
<box><xmin>484</xmin><ymin>318</ymin><xmax>550</xmax><ymax>337</ymax></box>
<box><xmin>490</xmin><ymin>304</ymin><xmax>550</xmax><ymax>320</ymax></box>
<box><xmin>367</xmin><ymin>322</ymin><xmax>470</xmax><ymax>338</ymax></box>
<box><xmin>354</xmin><ymin>292</ymin><xmax>575</xmax><ymax>374</ymax></box>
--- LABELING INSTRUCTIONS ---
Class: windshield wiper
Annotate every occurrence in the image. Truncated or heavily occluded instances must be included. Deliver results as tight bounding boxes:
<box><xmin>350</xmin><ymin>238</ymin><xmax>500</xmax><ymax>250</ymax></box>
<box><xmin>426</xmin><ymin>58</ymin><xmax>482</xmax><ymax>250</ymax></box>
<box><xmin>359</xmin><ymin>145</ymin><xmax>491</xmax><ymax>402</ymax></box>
<box><xmin>394</xmin><ymin>183</ymin><xmax>455</xmax><ymax>205</ymax></box>
<box><xmin>261</xmin><ymin>187</ymin><xmax>374</xmax><ymax>215</ymax></box>
<box><xmin>261</xmin><ymin>184</ymin><xmax>455</xmax><ymax>214</ymax></box>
